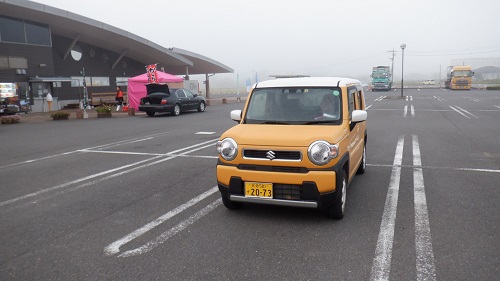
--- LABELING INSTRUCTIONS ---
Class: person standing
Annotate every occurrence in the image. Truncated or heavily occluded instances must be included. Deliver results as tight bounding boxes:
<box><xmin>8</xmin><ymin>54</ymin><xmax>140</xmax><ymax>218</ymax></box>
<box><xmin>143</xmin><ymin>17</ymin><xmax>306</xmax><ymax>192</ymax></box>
<box><xmin>115</xmin><ymin>86</ymin><xmax>124</xmax><ymax>111</ymax></box>
<box><xmin>46</xmin><ymin>92</ymin><xmax>53</xmax><ymax>112</ymax></box>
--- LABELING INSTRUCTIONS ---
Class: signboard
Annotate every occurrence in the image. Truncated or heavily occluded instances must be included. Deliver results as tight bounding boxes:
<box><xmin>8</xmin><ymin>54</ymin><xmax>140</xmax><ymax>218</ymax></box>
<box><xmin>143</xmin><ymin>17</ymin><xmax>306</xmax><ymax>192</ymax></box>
<box><xmin>183</xmin><ymin>80</ymin><xmax>198</xmax><ymax>93</ymax></box>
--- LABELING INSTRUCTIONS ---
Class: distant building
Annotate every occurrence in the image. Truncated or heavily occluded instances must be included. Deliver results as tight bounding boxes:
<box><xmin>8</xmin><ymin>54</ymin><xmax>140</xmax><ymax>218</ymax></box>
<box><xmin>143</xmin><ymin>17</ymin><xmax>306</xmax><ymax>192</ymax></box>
<box><xmin>0</xmin><ymin>2</ymin><xmax>232</xmax><ymax>112</ymax></box>
<box><xmin>450</xmin><ymin>58</ymin><xmax>500</xmax><ymax>69</ymax></box>
<box><xmin>473</xmin><ymin>66</ymin><xmax>500</xmax><ymax>80</ymax></box>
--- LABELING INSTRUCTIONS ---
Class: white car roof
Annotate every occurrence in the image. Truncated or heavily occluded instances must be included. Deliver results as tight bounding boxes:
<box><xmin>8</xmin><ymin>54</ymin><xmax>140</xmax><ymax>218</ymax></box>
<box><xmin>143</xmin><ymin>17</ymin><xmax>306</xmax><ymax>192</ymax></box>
<box><xmin>255</xmin><ymin>77</ymin><xmax>361</xmax><ymax>88</ymax></box>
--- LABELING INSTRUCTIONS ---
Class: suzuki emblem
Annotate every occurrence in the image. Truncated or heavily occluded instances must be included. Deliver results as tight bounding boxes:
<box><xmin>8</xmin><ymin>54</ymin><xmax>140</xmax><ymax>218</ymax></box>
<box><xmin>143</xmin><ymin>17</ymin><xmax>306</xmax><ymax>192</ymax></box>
<box><xmin>266</xmin><ymin>150</ymin><xmax>276</xmax><ymax>160</ymax></box>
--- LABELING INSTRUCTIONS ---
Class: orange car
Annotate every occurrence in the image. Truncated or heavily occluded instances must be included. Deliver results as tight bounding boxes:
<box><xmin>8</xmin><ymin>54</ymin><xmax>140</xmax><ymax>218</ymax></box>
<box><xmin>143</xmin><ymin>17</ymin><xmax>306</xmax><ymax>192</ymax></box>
<box><xmin>216</xmin><ymin>77</ymin><xmax>367</xmax><ymax>219</ymax></box>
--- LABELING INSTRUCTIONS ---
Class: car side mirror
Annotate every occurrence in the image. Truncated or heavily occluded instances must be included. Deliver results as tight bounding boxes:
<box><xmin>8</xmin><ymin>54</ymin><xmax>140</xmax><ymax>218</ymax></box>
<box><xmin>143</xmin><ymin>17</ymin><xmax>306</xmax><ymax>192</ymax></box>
<box><xmin>352</xmin><ymin>110</ymin><xmax>367</xmax><ymax>123</ymax></box>
<box><xmin>230</xmin><ymin>110</ymin><xmax>242</xmax><ymax>122</ymax></box>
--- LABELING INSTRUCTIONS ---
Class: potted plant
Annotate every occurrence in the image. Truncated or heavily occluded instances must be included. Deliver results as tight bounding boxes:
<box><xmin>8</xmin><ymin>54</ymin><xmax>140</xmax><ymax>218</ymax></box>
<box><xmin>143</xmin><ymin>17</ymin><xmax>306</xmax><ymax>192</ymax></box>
<box><xmin>1</xmin><ymin>115</ymin><xmax>21</xmax><ymax>124</ymax></box>
<box><xmin>50</xmin><ymin>111</ymin><xmax>70</xmax><ymax>120</ymax></box>
<box><xmin>95</xmin><ymin>105</ymin><xmax>112</xmax><ymax>118</ymax></box>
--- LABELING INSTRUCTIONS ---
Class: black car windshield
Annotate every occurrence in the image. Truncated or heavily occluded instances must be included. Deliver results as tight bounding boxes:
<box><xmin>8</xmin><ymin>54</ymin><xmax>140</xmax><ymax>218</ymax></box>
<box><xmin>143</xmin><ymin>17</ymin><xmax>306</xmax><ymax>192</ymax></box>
<box><xmin>244</xmin><ymin>87</ymin><xmax>342</xmax><ymax>125</ymax></box>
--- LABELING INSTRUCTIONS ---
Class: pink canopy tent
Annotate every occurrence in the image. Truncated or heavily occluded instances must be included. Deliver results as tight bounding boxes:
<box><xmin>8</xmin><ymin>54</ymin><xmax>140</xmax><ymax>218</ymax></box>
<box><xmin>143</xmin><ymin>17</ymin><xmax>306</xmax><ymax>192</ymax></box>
<box><xmin>127</xmin><ymin>71</ymin><xmax>184</xmax><ymax>110</ymax></box>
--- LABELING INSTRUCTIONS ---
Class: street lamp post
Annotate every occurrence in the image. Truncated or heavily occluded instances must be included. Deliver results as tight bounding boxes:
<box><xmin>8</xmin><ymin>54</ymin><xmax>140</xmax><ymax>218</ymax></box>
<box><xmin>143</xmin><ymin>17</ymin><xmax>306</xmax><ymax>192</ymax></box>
<box><xmin>81</xmin><ymin>67</ymin><xmax>89</xmax><ymax>118</ymax></box>
<box><xmin>400</xmin><ymin>43</ymin><xmax>406</xmax><ymax>97</ymax></box>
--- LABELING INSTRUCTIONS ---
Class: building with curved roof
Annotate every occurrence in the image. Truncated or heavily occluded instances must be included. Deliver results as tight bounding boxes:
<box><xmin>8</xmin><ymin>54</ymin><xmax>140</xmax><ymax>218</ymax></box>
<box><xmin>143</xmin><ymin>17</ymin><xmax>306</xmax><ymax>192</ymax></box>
<box><xmin>0</xmin><ymin>0</ymin><xmax>233</xmax><ymax>112</ymax></box>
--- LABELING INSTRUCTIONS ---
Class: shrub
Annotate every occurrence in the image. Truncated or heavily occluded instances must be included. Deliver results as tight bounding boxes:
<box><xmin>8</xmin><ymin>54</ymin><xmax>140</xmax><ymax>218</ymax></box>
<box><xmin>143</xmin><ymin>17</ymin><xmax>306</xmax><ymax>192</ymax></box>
<box><xmin>50</xmin><ymin>111</ymin><xmax>70</xmax><ymax>119</ymax></box>
<box><xmin>95</xmin><ymin>105</ymin><xmax>112</xmax><ymax>114</ymax></box>
<box><xmin>1</xmin><ymin>115</ymin><xmax>21</xmax><ymax>124</ymax></box>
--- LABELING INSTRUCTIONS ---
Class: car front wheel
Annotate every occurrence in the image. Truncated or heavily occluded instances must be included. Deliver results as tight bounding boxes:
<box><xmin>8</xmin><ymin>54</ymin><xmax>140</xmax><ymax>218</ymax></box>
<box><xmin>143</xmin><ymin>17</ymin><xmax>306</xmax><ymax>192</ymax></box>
<box><xmin>197</xmin><ymin>102</ymin><xmax>205</xmax><ymax>112</ymax></box>
<box><xmin>327</xmin><ymin>170</ymin><xmax>347</xmax><ymax>219</ymax></box>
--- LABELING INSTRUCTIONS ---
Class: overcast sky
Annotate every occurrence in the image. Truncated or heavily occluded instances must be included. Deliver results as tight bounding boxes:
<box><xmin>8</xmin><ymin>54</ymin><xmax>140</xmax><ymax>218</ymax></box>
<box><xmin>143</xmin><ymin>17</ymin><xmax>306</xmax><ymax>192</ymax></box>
<box><xmin>32</xmin><ymin>0</ymin><xmax>500</xmax><ymax>86</ymax></box>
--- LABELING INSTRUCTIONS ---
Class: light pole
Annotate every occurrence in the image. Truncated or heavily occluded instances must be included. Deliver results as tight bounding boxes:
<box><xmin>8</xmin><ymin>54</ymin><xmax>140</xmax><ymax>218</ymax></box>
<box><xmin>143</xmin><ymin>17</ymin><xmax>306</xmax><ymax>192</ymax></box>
<box><xmin>81</xmin><ymin>67</ymin><xmax>89</xmax><ymax>118</ymax></box>
<box><xmin>400</xmin><ymin>43</ymin><xmax>406</xmax><ymax>97</ymax></box>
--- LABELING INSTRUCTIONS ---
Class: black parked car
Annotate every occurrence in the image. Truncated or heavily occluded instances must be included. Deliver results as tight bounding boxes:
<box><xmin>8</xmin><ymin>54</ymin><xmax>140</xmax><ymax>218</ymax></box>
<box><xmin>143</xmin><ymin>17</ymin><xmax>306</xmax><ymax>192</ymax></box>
<box><xmin>138</xmin><ymin>84</ymin><xmax>206</xmax><ymax>117</ymax></box>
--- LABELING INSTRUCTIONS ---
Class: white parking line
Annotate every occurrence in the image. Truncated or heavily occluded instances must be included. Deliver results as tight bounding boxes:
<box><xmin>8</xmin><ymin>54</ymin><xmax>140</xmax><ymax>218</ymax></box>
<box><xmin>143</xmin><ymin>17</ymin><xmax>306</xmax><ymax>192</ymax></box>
<box><xmin>79</xmin><ymin>150</ymin><xmax>165</xmax><ymax>156</ymax></box>
<box><xmin>433</xmin><ymin>96</ymin><xmax>446</xmax><ymax>102</ymax></box>
<box><xmin>455</xmin><ymin>106</ymin><xmax>478</xmax><ymax>118</ymax></box>
<box><xmin>366</xmin><ymin>105</ymin><xmax>373</xmax><ymax>110</ymax></box>
<box><xmin>0</xmin><ymin>139</ymin><xmax>219</xmax><ymax>209</ymax></box>
<box><xmin>0</xmin><ymin>155</ymin><xmax>162</xmax><ymax>208</ymax></box>
<box><xmin>118</xmin><ymin>198</ymin><xmax>222</xmax><ymax>257</ymax></box>
<box><xmin>367</xmin><ymin>163</ymin><xmax>500</xmax><ymax>174</ymax></box>
<box><xmin>104</xmin><ymin>186</ymin><xmax>219</xmax><ymax>257</ymax></box>
<box><xmin>195</xmin><ymin>132</ymin><xmax>216</xmax><ymax>135</ymax></box>
<box><xmin>370</xmin><ymin>135</ymin><xmax>404</xmax><ymax>281</ymax></box>
<box><xmin>412</xmin><ymin>135</ymin><xmax>437</xmax><ymax>281</ymax></box>
<box><xmin>449</xmin><ymin>106</ymin><xmax>471</xmax><ymax>119</ymax></box>
<box><xmin>404</xmin><ymin>105</ymin><xmax>408</xmax><ymax>118</ymax></box>
<box><xmin>411</xmin><ymin>105</ymin><xmax>415</xmax><ymax>117</ymax></box>
<box><xmin>0</xmin><ymin>131</ymin><xmax>182</xmax><ymax>169</ymax></box>
<box><xmin>0</xmin><ymin>151</ymin><xmax>79</xmax><ymax>169</ymax></box>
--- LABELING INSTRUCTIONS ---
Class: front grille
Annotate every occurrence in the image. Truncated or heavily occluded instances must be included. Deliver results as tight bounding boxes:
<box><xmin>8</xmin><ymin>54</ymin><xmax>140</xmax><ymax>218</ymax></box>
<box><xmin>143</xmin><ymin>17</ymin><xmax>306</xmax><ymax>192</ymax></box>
<box><xmin>238</xmin><ymin>164</ymin><xmax>308</xmax><ymax>173</ymax></box>
<box><xmin>274</xmin><ymin>184</ymin><xmax>302</xmax><ymax>200</ymax></box>
<box><xmin>243</xmin><ymin>149</ymin><xmax>301</xmax><ymax>161</ymax></box>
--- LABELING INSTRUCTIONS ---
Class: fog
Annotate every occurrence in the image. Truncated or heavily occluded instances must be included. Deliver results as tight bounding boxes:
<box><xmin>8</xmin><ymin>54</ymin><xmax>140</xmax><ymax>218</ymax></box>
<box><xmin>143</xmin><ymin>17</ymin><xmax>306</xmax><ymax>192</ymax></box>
<box><xmin>33</xmin><ymin>0</ymin><xmax>500</xmax><ymax>88</ymax></box>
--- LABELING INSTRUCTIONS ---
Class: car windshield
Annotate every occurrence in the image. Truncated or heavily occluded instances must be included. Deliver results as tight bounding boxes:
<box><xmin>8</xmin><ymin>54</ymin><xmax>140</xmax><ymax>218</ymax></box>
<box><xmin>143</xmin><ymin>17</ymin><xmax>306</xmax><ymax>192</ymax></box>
<box><xmin>373</xmin><ymin>73</ymin><xmax>388</xmax><ymax>78</ymax></box>
<box><xmin>453</xmin><ymin>70</ymin><xmax>472</xmax><ymax>77</ymax></box>
<box><xmin>244</xmin><ymin>87</ymin><xmax>342</xmax><ymax>125</ymax></box>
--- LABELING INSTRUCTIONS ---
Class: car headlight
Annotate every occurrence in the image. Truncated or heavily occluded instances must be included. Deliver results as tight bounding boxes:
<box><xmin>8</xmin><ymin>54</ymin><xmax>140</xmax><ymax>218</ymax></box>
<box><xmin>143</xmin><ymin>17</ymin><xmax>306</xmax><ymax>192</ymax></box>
<box><xmin>308</xmin><ymin>140</ymin><xmax>338</xmax><ymax>165</ymax></box>
<box><xmin>216</xmin><ymin>138</ymin><xmax>238</xmax><ymax>161</ymax></box>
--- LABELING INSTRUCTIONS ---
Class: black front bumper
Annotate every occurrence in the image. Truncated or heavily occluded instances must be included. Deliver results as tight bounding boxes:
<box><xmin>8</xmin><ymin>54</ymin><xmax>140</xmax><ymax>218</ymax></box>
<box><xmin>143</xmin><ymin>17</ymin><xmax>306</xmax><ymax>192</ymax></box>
<box><xmin>217</xmin><ymin>177</ymin><xmax>338</xmax><ymax>211</ymax></box>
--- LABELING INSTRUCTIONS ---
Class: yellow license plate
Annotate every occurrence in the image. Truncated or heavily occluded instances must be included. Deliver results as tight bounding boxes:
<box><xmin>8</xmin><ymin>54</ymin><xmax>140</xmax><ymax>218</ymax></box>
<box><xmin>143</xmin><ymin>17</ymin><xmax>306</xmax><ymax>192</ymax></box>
<box><xmin>245</xmin><ymin>182</ymin><xmax>273</xmax><ymax>198</ymax></box>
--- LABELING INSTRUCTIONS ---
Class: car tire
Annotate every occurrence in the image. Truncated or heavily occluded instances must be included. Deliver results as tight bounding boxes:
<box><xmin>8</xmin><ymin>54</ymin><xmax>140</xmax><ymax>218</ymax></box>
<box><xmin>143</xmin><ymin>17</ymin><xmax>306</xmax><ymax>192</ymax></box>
<box><xmin>146</xmin><ymin>112</ymin><xmax>155</xmax><ymax>117</ymax></box>
<box><xmin>221</xmin><ymin>194</ymin><xmax>242</xmax><ymax>209</ymax></box>
<box><xmin>356</xmin><ymin>144</ymin><xmax>366</xmax><ymax>174</ymax></box>
<box><xmin>327</xmin><ymin>170</ymin><xmax>347</xmax><ymax>219</ymax></box>
<box><xmin>172</xmin><ymin>104</ymin><xmax>180</xmax><ymax>116</ymax></box>
<box><xmin>197</xmin><ymin>102</ymin><xmax>205</xmax><ymax>112</ymax></box>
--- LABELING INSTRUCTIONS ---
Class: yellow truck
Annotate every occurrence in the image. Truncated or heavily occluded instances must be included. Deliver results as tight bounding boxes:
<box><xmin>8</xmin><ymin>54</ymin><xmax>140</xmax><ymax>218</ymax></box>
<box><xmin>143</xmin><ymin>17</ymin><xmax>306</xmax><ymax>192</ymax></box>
<box><xmin>445</xmin><ymin>66</ymin><xmax>474</xmax><ymax>90</ymax></box>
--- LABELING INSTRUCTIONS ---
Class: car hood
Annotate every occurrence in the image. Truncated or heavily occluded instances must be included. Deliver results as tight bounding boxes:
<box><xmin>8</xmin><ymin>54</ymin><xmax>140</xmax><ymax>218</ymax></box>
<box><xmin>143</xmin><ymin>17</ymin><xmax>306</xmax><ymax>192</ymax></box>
<box><xmin>221</xmin><ymin>124</ymin><xmax>347</xmax><ymax>147</ymax></box>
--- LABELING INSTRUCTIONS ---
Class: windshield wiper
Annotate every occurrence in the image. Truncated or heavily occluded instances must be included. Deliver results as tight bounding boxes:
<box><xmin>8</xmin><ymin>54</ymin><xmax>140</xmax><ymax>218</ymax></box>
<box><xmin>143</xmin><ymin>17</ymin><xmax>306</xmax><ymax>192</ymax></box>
<box><xmin>261</xmin><ymin>121</ymin><xmax>290</xmax><ymax>125</ymax></box>
<box><xmin>303</xmin><ymin>120</ymin><xmax>336</xmax><ymax>125</ymax></box>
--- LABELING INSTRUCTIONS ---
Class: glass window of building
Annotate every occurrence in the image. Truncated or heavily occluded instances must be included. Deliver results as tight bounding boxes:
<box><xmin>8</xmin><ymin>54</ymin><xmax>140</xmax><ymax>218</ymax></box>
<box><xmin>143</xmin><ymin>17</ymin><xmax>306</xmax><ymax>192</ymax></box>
<box><xmin>0</xmin><ymin>16</ymin><xmax>26</xmax><ymax>43</ymax></box>
<box><xmin>25</xmin><ymin>20</ymin><xmax>51</xmax><ymax>46</ymax></box>
<box><xmin>91</xmin><ymin>77</ymin><xmax>110</xmax><ymax>87</ymax></box>
<box><xmin>71</xmin><ymin>45</ymin><xmax>83</xmax><ymax>61</ymax></box>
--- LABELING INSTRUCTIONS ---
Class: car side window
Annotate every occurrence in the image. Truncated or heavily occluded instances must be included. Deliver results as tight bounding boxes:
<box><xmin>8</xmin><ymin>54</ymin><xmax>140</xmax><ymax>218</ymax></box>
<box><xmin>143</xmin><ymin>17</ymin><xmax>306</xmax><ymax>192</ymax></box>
<box><xmin>176</xmin><ymin>90</ymin><xmax>187</xmax><ymax>98</ymax></box>
<box><xmin>357</xmin><ymin>90</ymin><xmax>364</xmax><ymax>109</ymax></box>
<box><xmin>348</xmin><ymin>86</ymin><xmax>357</xmax><ymax>119</ymax></box>
<box><xmin>184</xmin><ymin>89</ymin><xmax>195</xmax><ymax>98</ymax></box>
